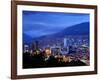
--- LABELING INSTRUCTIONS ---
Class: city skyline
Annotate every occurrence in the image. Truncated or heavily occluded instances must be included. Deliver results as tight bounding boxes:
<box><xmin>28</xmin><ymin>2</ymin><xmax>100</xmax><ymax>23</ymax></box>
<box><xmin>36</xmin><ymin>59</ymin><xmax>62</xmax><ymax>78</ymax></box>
<box><xmin>22</xmin><ymin>11</ymin><xmax>90</xmax><ymax>68</ymax></box>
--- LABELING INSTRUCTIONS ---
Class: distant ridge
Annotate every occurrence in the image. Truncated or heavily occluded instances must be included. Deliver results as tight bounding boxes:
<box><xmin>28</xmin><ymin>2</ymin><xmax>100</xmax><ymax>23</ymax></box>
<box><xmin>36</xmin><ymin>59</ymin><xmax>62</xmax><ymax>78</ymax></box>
<box><xmin>23</xmin><ymin>22</ymin><xmax>89</xmax><ymax>43</ymax></box>
<box><xmin>54</xmin><ymin>22</ymin><xmax>89</xmax><ymax>37</ymax></box>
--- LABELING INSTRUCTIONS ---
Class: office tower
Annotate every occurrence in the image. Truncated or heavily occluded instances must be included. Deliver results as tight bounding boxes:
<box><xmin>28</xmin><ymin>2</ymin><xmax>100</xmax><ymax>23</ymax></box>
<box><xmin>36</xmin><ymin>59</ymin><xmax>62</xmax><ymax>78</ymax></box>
<box><xmin>64</xmin><ymin>38</ymin><xmax>67</xmax><ymax>47</ymax></box>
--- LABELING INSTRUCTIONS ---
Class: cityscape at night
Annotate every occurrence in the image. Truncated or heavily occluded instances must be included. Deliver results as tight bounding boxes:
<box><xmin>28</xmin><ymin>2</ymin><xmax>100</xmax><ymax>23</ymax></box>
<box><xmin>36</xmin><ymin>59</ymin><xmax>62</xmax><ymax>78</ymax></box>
<box><xmin>22</xmin><ymin>11</ymin><xmax>90</xmax><ymax>68</ymax></box>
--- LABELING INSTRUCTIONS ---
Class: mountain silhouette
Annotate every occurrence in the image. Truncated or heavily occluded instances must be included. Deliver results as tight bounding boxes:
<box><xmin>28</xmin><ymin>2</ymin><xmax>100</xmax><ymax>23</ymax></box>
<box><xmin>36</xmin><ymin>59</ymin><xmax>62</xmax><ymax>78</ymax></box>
<box><xmin>23</xmin><ymin>22</ymin><xmax>89</xmax><ymax>43</ymax></box>
<box><xmin>23</xmin><ymin>33</ymin><xmax>33</xmax><ymax>43</ymax></box>
<box><xmin>53</xmin><ymin>22</ymin><xmax>89</xmax><ymax>37</ymax></box>
<box><xmin>33</xmin><ymin>22</ymin><xmax>89</xmax><ymax>40</ymax></box>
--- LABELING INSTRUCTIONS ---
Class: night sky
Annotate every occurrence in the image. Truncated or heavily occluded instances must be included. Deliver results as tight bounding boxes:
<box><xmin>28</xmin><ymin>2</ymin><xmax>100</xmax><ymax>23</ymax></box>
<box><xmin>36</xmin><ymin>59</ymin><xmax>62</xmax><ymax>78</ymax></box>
<box><xmin>23</xmin><ymin>11</ymin><xmax>89</xmax><ymax>38</ymax></box>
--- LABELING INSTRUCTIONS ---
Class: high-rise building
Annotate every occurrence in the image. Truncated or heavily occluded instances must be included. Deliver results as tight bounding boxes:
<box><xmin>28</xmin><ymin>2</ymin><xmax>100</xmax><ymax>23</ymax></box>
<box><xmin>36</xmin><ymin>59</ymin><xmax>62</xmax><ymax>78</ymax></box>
<box><xmin>24</xmin><ymin>44</ymin><xmax>29</xmax><ymax>53</ymax></box>
<box><xmin>32</xmin><ymin>41</ymin><xmax>39</xmax><ymax>51</ymax></box>
<box><xmin>64</xmin><ymin>38</ymin><xmax>67</xmax><ymax>47</ymax></box>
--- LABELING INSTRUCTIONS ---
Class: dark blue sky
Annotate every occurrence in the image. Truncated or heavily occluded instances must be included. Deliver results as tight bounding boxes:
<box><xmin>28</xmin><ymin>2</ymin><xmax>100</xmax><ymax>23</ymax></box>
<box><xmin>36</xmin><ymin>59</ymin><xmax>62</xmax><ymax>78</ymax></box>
<box><xmin>23</xmin><ymin>11</ymin><xmax>89</xmax><ymax>38</ymax></box>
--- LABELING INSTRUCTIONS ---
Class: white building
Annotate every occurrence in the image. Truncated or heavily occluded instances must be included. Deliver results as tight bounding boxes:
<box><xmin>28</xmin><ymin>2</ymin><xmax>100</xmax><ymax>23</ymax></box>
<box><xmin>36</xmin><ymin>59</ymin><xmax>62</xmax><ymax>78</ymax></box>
<box><xmin>64</xmin><ymin>38</ymin><xmax>67</xmax><ymax>47</ymax></box>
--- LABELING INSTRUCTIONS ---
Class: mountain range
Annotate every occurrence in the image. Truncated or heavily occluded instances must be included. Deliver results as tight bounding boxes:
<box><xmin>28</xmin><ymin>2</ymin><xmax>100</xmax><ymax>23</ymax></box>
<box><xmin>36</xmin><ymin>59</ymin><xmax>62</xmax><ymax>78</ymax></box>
<box><xmin>23</xmin><ymin>22</ymin><xmax>89</xmax><ymax>43</ymax></box>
